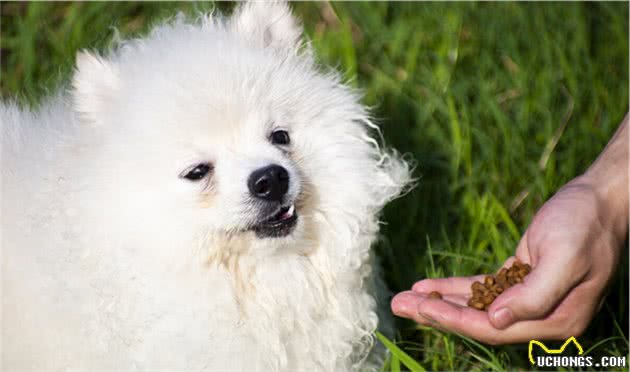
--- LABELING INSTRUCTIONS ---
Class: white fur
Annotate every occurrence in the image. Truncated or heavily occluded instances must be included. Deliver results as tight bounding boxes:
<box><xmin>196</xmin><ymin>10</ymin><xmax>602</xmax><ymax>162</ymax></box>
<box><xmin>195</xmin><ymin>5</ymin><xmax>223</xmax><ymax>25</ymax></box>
<box><xmin>1</xmin><ymin>3</ymin><xmax>411</xmax><ymax>371</ymax></box>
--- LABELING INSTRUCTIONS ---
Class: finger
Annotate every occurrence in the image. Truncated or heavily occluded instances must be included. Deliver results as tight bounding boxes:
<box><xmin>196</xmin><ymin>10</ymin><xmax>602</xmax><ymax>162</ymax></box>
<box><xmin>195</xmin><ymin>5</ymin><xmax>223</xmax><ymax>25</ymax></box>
<box><xmin>512</xmin><ymin>234</ymin><xmax>534</xmax><ymax>264</ymax></box>
<box><xmin>416</xmin><ymin>296</ymin><xmax>574</xmax><ymax>344</ymax></box>
<box><xmin>392</xmin><ymin>291</ymin><xmax>463</xmax><ymax>319</ymax></box>
<box><xmin>394</xmin><ymin>289</ymin><xmax>470</xmax><ymax>309</ymax></box>
<box><xmin>391</xmin><ymin>291</ymin><xmax>431</xmax><ymax>322</ymax></box>
<box><xmin>502</xmin><ymin>234</ymin><xmax>535</xmax><ymax>270</ymax></box>
<box><xmin>488</xmin><ymin>254</ymin><xmax>586</xmax><ymax>329</ymax></box>
<box><xmin>551</xmin><ymin>280</ymin><xmax>602</xmax><ymax>338</ymax></box>
<box><xmin>441</xmin><ymin>294</ymin><xmax>471</xmax><ymax>307</ymax></box>
<box><xmin>411</xmin><ymin>275</ymin><xmax>486</xmax><ymax>295</ymax></box>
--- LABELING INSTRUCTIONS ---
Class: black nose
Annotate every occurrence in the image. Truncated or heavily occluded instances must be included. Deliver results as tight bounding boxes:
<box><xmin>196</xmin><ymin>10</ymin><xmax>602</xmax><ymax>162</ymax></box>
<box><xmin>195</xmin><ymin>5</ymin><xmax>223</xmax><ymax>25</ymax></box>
<box><xmin>248</xmin><ymin>164</ymin><xmax>289</xmax><ymax>201</ymax></box>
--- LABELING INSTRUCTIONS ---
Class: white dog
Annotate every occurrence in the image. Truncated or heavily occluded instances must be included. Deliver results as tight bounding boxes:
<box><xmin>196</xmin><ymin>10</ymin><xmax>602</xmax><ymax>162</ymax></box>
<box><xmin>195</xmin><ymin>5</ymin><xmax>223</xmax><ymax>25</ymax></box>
<box><xmin>2</xmin><ymin>3</ymin><xmax>411</xmax><ymax>371</ymax></box>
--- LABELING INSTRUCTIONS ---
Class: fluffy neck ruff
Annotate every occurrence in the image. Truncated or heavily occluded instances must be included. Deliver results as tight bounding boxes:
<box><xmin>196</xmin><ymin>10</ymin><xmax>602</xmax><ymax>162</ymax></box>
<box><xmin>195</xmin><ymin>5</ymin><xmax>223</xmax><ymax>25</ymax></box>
<box><xmin>206</xmin><ymin>208</ymin><xmax>382</xmax><ymax>372</ymax></box>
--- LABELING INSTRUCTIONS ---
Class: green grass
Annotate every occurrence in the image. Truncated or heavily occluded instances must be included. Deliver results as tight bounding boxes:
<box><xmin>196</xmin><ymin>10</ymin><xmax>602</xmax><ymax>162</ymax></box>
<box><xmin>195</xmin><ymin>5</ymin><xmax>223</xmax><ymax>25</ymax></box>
<box><xmin>2</xmin><ymin>2</ymin><xmax>628</xmax><ymax>371</ymax></box>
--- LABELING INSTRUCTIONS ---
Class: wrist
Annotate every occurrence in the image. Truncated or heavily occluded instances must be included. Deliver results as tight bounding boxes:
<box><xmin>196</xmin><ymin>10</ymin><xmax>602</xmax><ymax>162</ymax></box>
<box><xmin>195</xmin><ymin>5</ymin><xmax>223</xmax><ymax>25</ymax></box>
<box><xmin>578</xmin><ymin>115</ymin><xmax>628</xmax><ymax>244</ymax></box>
<box><xmin>578</xmin><ymin>168</ymin><xmax>628</xmax><ymax>246</ymax></box>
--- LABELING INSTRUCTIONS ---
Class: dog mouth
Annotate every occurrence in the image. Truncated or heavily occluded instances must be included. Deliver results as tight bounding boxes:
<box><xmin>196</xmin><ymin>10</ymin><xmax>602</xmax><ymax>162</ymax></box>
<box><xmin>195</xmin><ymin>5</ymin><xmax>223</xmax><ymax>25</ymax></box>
<box><xmin>251</xmin><ymin>203</ymin><xmax>298</xmax><ymax>238</ymax></box>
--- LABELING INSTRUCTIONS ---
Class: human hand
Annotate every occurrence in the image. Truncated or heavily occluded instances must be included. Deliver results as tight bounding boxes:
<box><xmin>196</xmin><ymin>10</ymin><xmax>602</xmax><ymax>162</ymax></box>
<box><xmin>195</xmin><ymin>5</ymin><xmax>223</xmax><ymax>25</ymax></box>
<box><xmin>391</xmin><ymin>177</ymin><xmax>627</xmax><ymax>344</ymax></box>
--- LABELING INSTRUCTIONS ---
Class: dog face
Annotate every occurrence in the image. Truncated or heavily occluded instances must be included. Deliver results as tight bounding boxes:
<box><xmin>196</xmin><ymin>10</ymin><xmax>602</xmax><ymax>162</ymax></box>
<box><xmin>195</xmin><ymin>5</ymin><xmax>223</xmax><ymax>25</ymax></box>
<box><xmin>71</xmin><ymin>3</ymin><xmax>409</xmax><ymax>260</ymax></box>
<box><xmin>164</xmin><ymin>109</ymin><xmax>305</xmax><ymax>241</ymax></box>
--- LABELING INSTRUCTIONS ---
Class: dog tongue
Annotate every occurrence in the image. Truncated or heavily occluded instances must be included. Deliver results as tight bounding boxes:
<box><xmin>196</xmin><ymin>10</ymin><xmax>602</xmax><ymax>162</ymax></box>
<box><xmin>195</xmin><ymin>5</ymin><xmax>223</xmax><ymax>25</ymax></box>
<box><xmin>280</xmin><ymin>204</ymin><xmax>295</xmax><ymax>220</ymax></box>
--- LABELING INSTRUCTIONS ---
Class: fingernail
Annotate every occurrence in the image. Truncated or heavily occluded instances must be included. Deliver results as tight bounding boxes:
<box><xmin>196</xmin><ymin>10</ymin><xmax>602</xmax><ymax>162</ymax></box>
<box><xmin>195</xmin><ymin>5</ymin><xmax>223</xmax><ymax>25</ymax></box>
<box><xmin>391</xmin><ymin>292</ymin><xmax>416</xmax><ymax>318</ymax></box>
<box><xmin>492</xmin><ymin>307</ymin><xmax>514</xmax><ymax>329</ymax></box>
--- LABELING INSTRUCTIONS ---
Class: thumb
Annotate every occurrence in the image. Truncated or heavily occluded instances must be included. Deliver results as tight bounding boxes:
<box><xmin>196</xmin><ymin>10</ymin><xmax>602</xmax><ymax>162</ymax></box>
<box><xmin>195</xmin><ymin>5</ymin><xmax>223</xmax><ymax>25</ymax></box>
<box><xmin>487</xmin><ymin>256</ymin><xmax>583</xmax><ymax>329</ymax></box>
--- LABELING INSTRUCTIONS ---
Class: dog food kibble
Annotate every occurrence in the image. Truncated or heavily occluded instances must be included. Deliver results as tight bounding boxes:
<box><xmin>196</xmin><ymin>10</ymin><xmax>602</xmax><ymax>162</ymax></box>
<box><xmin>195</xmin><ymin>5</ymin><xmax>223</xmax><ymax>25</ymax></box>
<box><xmin>468</xmin><ymin>260</ymin><xmax>531</xmax><ymax>311</ymax></box>
<box><xmin>428</xmin><ymin>291</ymin><xmax>443</xmax><ymax>299</ymax></box>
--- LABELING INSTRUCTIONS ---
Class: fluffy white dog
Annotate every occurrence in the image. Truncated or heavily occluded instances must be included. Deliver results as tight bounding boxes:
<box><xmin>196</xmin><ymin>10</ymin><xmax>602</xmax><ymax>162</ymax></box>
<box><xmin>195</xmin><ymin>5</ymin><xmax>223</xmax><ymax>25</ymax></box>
<box><xmin>2</xmin><ymin>3</ymin><xmax>411</xmax><ymax>371</ymax></box>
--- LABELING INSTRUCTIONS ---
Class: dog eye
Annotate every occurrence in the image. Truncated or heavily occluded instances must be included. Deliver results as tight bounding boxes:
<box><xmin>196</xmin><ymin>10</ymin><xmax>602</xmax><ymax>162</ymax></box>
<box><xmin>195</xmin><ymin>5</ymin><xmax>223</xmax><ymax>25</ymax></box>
<box><xmin>270</xmin><ymin>130</ymin><xmax>290</xmax><ymax>145</ymax></box>
<box><xmin>180</xmin><ymin>163</ymin><xmax>213</xmax><ymax>181</ymax></box>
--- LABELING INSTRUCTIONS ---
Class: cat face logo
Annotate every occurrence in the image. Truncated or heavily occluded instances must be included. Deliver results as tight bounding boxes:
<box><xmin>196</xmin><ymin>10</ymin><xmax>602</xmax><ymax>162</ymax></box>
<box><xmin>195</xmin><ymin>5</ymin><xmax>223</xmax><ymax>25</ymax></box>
<box><xmin>528</xmin><ymin>336</ymin><xmax>584</xmax><ymax>365</ymax></box>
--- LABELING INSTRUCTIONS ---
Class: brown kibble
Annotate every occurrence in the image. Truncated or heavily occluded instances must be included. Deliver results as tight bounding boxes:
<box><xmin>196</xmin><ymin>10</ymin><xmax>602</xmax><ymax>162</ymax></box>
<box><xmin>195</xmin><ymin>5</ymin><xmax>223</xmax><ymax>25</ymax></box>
<box><xmin>428</xmin><ymin>291</ymin><xmax>442</xmax><ymax>299</ymax></box>
<box><xmin>513</xmin><ymin>259</ymin><xmax>522</xmax><ymax>267</ymax></box>
<box><xmin>497</xmin><ymin>276</ymin><xmax>507</xmax><ymax>287</ymax></box>
<box><xmin>471</xmin><ymin>301</ymin><xmax>485</xmax><ymax>310</ymax></box>
<box><xmin>484</xmin><ymin>275</ymin><xmax>495</xmax><ymax>287</ymax></box>
<box><xmin>518</xmin><ymin>268</ymin><xmax>528</xmax><ymax>277</ymax></box>
<box><xmin>468</xmin><ymin>261</ymin><xmax>531</xmax><ymax>311</ymax></box>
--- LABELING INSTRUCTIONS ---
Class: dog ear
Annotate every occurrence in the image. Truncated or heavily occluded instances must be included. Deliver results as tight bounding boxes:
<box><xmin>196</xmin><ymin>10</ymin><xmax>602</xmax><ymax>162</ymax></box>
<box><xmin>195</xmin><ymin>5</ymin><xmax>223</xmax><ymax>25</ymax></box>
<box><xmin>230</xmin><ymin>1</ymin><xmax>303</xmax><ymax>51</ymax></box>
<box><xmin>72</xmin><ymin>51</ymin><xmax>120</xmax><ymax>124</ymax></box>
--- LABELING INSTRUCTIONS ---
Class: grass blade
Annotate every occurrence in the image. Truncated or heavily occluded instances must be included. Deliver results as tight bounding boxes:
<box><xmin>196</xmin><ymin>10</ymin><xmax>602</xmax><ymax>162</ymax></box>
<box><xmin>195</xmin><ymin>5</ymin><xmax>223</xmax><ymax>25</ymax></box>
<box><xmin>375</xmin><ymin>332</ymin><xmax>426</xmax><ymax>372</ymax></box>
